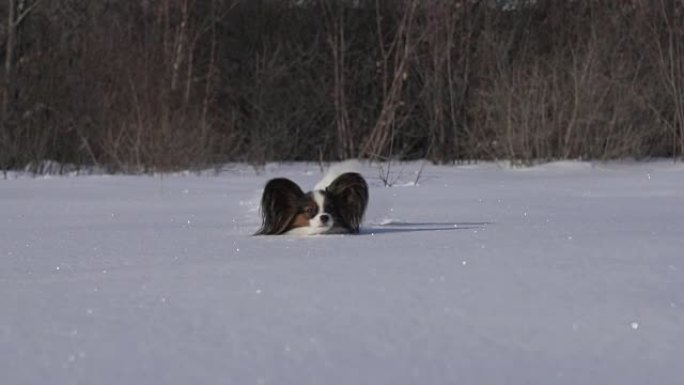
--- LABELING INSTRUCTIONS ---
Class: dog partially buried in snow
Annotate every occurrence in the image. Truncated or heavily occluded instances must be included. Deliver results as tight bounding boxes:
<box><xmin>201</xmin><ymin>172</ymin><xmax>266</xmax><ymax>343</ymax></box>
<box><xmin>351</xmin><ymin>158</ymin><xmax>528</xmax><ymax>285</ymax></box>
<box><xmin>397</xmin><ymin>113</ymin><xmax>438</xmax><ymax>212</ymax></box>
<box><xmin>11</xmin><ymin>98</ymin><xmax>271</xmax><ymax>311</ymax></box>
<box><xmin>255</xmin><ymin>165</ymin><xmax>368</xmax><ymax>236</ymax></box>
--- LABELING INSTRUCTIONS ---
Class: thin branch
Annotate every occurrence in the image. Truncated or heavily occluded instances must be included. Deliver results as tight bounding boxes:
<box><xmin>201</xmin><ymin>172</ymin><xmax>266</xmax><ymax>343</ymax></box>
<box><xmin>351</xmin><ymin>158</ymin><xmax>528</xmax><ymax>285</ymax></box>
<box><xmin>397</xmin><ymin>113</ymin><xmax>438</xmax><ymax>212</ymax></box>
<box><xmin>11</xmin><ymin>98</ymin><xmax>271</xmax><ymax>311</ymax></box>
<box><xmin>14</xmin><ymin>0</ymin><xmax>42</xmax><ymax>27</ymax></box>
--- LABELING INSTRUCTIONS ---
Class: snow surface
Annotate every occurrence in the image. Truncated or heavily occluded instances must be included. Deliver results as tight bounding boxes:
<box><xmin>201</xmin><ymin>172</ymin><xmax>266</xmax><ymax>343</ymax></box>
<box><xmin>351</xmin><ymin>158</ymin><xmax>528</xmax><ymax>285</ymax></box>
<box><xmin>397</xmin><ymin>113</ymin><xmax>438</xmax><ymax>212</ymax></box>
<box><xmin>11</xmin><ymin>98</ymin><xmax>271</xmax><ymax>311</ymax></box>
<box><xmin>1</xmin><ymin>161</ymin><xmax>683</xmax><ymax>385</ymax></box>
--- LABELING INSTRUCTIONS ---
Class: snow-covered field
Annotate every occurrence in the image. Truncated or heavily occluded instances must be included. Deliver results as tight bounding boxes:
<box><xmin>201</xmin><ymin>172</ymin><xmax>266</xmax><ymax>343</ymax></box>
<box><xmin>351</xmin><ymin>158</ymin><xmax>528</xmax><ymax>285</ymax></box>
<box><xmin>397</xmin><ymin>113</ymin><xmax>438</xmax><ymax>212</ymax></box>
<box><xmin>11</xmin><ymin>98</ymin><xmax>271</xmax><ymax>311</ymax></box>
<box><xmin>1</xmin><ymin>161</ymin><xmax>683</xmax><ymax>385</ymax></box>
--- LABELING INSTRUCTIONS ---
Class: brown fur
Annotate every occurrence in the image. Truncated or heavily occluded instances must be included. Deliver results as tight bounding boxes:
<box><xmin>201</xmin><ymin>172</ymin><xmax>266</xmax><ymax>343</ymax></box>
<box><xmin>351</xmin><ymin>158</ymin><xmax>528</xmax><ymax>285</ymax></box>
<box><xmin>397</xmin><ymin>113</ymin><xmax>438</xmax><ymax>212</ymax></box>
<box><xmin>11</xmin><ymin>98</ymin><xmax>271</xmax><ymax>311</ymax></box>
<box><xmin>290</xmin><ymin>212</ymin><xmax>310</xmax><ymax>229</ymax></box>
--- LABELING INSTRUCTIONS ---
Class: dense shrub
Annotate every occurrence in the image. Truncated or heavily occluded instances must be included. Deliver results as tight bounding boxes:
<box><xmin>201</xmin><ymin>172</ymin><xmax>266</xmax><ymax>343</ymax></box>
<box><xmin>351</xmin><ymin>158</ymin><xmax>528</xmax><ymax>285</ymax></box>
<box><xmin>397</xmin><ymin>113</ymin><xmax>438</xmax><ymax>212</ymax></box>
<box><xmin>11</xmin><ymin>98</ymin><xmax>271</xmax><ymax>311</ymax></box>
<box><xmin>1</xmin><ymin>0</ymin><xmax>682</xmax><ymax>172</ymax></box>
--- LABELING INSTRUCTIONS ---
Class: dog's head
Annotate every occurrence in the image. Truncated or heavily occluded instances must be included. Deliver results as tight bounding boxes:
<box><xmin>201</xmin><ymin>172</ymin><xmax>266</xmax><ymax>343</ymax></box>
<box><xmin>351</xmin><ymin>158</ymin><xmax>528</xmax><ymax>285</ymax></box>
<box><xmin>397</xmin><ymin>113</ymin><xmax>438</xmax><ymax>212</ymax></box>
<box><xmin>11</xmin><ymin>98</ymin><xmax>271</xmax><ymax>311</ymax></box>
<box><xmin>255</xmin><ymin>173</ymin><xmax>368</xmax><ymax>235</ymax></box>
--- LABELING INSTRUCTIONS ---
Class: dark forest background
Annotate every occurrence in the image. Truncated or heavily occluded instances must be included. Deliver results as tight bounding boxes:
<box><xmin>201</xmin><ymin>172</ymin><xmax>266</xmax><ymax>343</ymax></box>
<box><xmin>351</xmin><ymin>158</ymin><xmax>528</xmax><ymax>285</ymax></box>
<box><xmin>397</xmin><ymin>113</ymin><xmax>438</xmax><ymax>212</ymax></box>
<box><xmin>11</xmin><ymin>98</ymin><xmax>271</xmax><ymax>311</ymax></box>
<box><xmin>1</xmin><ymin>0</ymin><xmax>683</xmax><ymax>173</ymax></box>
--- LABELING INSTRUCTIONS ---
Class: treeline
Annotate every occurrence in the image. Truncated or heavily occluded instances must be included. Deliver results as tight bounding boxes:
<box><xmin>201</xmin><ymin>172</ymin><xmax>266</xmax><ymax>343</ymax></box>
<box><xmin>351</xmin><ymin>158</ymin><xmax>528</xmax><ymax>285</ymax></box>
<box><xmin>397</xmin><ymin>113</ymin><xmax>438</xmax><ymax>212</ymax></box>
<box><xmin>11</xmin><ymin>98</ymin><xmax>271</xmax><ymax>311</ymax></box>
<box><xmin>1</xmin><ymin>0</ymin><xmax>683</xmax><ymax>172</ymax></box>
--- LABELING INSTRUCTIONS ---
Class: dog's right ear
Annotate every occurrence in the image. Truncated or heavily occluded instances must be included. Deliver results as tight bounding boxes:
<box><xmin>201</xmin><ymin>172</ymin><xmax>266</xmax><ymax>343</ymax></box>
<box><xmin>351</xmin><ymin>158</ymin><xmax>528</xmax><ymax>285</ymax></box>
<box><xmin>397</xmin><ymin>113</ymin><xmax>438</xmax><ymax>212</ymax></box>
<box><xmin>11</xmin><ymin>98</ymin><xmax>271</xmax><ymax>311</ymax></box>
<box><xmin>255</xmin><ymin>178</ymin><xmax>304</xmax><ymax>235</ymax></box>
<box><xmin>326</xmin><ymin>172</ymin><xmax>369</xmax><ymax>233</ymax></box>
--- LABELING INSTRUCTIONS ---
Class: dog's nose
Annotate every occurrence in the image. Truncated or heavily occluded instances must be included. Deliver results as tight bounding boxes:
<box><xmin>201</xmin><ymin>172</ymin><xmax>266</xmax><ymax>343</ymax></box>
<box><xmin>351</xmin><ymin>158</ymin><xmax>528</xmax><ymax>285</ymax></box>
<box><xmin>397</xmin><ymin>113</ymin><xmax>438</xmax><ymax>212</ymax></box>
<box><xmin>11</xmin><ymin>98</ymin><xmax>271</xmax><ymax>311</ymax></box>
<box><xmin>319</xmin><ymin>214</ymin><xmax>330</xmax><ymax>224</ymax></box>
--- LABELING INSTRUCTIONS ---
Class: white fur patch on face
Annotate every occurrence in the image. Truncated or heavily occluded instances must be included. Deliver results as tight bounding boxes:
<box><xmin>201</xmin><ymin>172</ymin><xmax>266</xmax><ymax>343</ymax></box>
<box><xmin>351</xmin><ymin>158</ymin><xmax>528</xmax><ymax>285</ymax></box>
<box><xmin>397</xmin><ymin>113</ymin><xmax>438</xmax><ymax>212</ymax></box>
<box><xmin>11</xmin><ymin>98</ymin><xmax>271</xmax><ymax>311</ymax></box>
<box><xmin>313</xmin><ymin>190</ymin><xmax>326</xmax><ymax>210</ymax></box>
<box><xmin>287</xmin><ymin>191</ymin><xmax>334</xmax><ymax>236</ymax></box>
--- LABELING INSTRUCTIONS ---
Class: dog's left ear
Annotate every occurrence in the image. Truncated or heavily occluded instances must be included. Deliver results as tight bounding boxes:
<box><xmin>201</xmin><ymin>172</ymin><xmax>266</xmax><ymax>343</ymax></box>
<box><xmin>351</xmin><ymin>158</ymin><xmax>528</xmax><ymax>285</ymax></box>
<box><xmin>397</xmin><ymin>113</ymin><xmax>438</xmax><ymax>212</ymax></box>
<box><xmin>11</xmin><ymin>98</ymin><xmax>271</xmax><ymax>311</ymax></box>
<box><xmin>255</xmin><ymin>178</ymin><xmax>304</xmax><ymax>235</ymax></box>
<box><xmin>326</xmin><ymin>172</ymin><xmax>369</xmax><ymax>233</ymax></box>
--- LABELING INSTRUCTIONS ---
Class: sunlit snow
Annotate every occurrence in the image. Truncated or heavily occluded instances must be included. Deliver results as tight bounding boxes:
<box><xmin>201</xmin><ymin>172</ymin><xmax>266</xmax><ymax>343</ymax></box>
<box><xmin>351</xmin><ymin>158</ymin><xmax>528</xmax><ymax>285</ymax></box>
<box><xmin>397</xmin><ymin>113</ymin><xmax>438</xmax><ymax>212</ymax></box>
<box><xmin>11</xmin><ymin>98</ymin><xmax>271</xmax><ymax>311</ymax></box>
<box><xmin>1</xmin><ymin>161</ymin><xmax>683</xmax><ymax>385</ymax></box>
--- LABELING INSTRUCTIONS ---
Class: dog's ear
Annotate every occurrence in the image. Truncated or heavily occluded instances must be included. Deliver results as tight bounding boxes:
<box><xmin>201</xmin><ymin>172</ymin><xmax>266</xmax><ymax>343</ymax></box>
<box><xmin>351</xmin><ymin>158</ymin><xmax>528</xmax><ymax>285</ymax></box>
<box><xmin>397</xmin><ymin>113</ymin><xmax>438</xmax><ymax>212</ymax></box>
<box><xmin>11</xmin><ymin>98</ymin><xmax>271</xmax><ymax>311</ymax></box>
<box><xmin>326</xmin><ymin>172</ymin><xmax>369</xmax><ymax>233</ymax></box>
<box><xmin>255</xmin><ymin>178</ymin><xmax>304</xmax><ymax>235</ymax></box>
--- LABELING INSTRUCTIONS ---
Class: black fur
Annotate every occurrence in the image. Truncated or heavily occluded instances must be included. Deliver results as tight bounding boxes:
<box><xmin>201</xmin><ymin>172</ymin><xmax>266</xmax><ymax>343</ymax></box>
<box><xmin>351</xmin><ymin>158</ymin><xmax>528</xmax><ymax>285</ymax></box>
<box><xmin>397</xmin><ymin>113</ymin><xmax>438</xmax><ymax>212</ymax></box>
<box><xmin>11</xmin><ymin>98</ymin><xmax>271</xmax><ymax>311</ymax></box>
<box><xmin>255</xmin><ymin>178</ymin><xmax>304</xmax><ymax>235</ymax></box>
<box><xmin>325</xmin><ymin>173</ymin><xmax>368</xmax><ymax>234</ymax></box>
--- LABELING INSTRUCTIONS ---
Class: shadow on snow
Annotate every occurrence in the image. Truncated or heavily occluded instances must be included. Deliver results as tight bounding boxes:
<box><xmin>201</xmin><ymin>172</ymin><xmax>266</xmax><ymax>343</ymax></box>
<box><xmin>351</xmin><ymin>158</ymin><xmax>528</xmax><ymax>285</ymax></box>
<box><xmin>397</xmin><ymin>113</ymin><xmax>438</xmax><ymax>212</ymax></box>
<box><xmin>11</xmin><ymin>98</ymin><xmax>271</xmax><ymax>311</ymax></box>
<box><xmin>360</xmin><ymin>221</ymin><xmax>492</xmax><ymax>235</ymax></box>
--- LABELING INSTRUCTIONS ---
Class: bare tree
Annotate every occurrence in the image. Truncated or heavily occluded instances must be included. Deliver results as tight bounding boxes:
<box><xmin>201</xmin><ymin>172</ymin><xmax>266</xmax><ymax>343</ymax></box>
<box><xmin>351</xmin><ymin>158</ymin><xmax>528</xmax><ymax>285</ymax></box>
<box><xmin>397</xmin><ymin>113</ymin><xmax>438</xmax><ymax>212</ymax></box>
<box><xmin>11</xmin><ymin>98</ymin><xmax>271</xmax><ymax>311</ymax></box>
<box><xmin>360</xmin><ymin>0</ymin><xmax>419</xmax><ymax>160</ymax></box>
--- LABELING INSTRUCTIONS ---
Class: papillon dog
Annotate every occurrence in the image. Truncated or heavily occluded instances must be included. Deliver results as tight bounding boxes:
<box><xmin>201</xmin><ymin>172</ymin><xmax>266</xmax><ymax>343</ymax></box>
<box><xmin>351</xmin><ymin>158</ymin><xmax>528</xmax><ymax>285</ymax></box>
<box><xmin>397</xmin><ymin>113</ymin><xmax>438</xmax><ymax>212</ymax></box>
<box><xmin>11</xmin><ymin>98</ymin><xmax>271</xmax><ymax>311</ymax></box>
<box><xmin>255</xmin><ymin>172</ymin><xmax>368</xmax><ymax>235</ymax></box>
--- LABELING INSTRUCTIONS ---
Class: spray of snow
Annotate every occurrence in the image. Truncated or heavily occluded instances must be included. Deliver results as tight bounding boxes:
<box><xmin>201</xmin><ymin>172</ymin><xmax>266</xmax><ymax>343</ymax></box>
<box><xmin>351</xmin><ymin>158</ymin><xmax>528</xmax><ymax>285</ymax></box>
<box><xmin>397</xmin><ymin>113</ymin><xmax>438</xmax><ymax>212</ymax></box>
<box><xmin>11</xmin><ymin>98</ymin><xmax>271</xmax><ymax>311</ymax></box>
<box><xmin>313</xmin><ymin>159</ymin><xmax>364</xmax><ymax>191</ymax></box>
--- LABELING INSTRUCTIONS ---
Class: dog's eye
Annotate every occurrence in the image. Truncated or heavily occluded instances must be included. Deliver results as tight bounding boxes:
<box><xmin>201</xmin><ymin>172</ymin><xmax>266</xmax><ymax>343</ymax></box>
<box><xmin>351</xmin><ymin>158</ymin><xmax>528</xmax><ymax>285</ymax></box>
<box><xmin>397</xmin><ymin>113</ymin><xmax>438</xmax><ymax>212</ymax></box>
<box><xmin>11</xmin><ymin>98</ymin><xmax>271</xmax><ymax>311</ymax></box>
<box><xmin>304</xmin><ymin>206</ymin><xmax>317</xmax><ymax>217</ymax></box>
